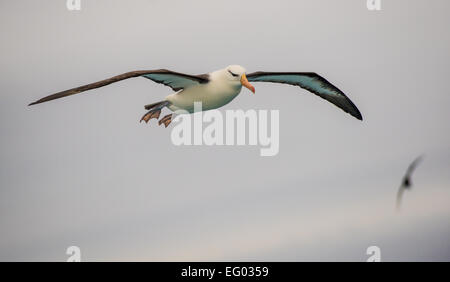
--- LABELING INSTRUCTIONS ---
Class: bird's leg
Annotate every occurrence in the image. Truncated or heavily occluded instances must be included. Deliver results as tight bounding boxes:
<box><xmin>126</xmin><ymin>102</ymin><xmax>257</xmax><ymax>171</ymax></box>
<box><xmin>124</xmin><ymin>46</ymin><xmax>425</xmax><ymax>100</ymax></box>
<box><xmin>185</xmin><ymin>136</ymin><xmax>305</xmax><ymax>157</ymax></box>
<box><xmin>158</xmin><ymin>114</ymin><xmax>174</xmax><ymax>128</ymax></box>
<box><xmin>140</xmin><ymin>108</ymin><xmax>161</xmax><ymax>123</ymax></box>
<box><xmin>140</xmin><ymin>100</ymin><xmax>170</xmax><ymax>124</ymax></box>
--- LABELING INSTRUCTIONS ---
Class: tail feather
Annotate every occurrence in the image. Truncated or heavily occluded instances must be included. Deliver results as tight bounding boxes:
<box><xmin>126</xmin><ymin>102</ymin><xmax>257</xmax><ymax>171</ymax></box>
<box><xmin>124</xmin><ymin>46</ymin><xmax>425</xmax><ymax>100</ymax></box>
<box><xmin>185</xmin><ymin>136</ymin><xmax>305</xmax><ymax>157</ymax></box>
<box><xmin>144</xmin><ymin>100</ymin><xmax>169</xmax><ymax>110</ymax></box>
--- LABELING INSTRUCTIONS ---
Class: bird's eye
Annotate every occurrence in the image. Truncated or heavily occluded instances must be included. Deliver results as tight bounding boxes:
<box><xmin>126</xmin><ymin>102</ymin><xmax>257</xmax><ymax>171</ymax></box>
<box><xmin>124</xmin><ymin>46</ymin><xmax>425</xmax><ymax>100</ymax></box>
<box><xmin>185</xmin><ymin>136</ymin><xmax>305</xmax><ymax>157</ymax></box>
<box><xmin>228</xmin><ymin>70</ymin><xmax>239</xmax><ymax>77</ymax></box>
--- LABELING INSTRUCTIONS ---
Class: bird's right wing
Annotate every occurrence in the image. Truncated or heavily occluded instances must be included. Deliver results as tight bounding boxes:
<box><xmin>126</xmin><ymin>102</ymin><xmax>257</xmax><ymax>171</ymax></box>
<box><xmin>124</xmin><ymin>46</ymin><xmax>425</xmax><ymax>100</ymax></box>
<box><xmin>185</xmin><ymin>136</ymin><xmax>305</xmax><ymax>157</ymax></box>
<box><xmin>396</xmin><ymin>185</ymin><xmax>405</xmax><ymax>211</ymax></box>
<box><xmin>405</xmin><ymin>155</ymin><xmax>424</xmax><ymax>178</ymax></box>
<box><xmin>28</xmin><ymin>70</ymin><xmax>209</xmax><ymax>106</ymax></box>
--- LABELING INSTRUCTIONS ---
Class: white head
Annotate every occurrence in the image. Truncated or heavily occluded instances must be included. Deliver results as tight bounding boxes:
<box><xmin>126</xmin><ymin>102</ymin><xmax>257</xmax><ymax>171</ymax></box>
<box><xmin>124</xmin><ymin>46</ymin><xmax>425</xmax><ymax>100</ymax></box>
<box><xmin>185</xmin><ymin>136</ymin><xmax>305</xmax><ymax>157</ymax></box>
<box><xmin>222</xmin><ymin>65</ymin><xmax>255</xmax><ymax>94</ymax></box>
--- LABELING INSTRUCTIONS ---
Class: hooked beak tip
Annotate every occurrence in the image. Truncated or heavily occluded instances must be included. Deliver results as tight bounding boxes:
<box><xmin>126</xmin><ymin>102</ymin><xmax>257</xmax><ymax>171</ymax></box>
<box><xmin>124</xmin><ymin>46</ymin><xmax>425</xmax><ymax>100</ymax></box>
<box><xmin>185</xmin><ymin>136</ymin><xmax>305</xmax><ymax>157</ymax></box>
<box><xmin>241</xmin><ymin>73</ymin><xmax>255</xmax><ymax>94</ymax></box>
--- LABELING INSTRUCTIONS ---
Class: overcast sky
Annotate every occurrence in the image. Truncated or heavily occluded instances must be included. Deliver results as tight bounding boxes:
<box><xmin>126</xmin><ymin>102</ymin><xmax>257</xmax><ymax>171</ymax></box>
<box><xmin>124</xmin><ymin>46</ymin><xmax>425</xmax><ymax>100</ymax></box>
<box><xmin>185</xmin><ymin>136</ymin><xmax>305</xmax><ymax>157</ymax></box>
<box><xmin>1</xmin><ymin>0</ymin><xmax>449</xmax><ymax>261</ymax></box>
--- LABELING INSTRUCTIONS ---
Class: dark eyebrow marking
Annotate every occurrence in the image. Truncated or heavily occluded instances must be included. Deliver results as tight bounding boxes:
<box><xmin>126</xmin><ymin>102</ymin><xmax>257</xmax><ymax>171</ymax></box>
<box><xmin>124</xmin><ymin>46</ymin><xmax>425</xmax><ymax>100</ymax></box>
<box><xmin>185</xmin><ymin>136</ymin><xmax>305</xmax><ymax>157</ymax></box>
<box><xmin>228</xmin><ymin>70</ymin><xmax>239</xmax><ymax>77</ymax></box>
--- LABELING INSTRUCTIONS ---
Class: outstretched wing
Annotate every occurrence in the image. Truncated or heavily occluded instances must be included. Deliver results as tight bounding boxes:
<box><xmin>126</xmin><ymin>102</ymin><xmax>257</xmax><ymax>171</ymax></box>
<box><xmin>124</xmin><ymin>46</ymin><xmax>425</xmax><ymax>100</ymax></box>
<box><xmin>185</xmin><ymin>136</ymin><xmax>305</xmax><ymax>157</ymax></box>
<box><xmin>28</xmin><ymin>70</ymin><xmax>209</xmax><ymax>106</ymax></box>
<box><xmin>405</xmin><ymin>155</ymin><xmax>424</xmax><ymax>178</ymax></box>
<box><xmin>246</xmin><ymin>72</ymin><xmax>362</xmax><ymax>120</ymax></box>
<box><xmin>396</xmin><ymin>185</ymin><xmax>405</xmax><ymax>211</ymax></box>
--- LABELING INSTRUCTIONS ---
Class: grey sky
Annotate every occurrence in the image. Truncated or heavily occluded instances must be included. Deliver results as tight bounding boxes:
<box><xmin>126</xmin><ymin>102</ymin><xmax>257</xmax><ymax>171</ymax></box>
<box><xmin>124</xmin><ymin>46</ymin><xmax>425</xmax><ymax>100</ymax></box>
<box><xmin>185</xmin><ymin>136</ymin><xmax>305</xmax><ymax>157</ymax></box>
<box><xmin>0</xmin><ymin>0</ymin><xmax>449</xmax><ymax>261</ymax></box>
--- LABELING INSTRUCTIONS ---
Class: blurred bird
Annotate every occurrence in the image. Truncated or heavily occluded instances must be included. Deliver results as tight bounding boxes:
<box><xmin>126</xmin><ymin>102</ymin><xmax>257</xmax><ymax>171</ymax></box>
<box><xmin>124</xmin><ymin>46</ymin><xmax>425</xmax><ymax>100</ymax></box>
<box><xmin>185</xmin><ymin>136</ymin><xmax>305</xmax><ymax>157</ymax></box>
<box><xmin>396</xmin><ymin>155</ymin><xmax>424</xmax><ymax>210</ymax></box>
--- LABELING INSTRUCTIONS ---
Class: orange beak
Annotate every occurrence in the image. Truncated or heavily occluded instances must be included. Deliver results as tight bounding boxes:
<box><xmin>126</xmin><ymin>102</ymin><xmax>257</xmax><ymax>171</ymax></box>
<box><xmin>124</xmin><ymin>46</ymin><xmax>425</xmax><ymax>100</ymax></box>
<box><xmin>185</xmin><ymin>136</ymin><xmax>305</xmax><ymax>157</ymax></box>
<box><xmin>240</xmin><ymin>73</ymin><xmax>255</xmax><ymax>94</ymax></box>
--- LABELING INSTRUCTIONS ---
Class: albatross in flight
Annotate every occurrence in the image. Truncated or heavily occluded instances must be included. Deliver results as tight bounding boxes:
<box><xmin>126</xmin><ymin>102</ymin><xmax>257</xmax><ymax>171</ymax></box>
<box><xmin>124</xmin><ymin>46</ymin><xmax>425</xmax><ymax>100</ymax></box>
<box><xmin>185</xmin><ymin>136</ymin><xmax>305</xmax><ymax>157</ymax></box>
<box><xmin>396</xmin><ymin>156</ymin><xmax>424</xmax><ymax>211</ymax></box>
<box><xmin>29</xmin><ymin>65</ymin><xmax>363</xmax><ymax>126</ymax></box>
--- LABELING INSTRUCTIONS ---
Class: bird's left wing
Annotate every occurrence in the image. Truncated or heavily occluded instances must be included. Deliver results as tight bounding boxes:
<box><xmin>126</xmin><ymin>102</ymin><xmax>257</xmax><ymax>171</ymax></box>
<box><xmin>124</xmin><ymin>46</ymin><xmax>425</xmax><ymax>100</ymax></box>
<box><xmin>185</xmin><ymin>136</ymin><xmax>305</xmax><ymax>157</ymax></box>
<box><xmin>246</xmin><ymin>72</ymin><xmax>362</xmax><ymax>120</ymax></box>
<box><xmin>405</xmin><ymin>155</ymin><xmax>424</xmax><ymax>178</ymax></box>
<box><xmin>396</xmin><ymin>185</ymin><xmax>405</xmax><ymax>211</ymax></box>
<box><xmin>28</xmin><ymin>69</ymin><xmax>209</xmax><ymax>106</ymax></box>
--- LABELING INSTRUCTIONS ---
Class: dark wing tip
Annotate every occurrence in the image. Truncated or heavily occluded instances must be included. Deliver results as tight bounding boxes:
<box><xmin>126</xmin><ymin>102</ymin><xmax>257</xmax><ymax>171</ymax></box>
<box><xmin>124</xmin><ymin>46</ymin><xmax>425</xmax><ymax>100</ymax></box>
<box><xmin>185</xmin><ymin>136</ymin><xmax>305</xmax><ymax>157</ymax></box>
<box><xmin>349</xmin><ymin>103</ymin><xmax>363</xmax><ymax>121</ymax></box>
<box><xmin>342</xmin><ymin>98</ymin><xmax>363</xmax><ymax>120</ymax></box>
<box><xmin>28</xmin><ymin>100</ymin><xmax>41</xmax><ymax>106</ymax></box>
<box><xmin>28</xmin><ymin>93</ymin><xmax>68</xmax><ymax>106</ymax></box>
<box><xmin>313</xmin><ymin>74</ymin><xmax>363</xmax><ymax>121</ymax></box>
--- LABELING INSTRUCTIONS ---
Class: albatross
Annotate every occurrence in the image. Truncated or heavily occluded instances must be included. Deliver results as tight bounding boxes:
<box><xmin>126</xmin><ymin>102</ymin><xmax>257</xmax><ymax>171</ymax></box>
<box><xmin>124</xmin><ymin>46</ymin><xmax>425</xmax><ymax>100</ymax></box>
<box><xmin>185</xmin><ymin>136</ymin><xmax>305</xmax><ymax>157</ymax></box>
<box><xmin>396</xmin><ymin>155</ymin><xmax>424</xmax><ymax>211</ymax></box>
<box><xmin>28</xmin><ymin>65</ymin><xmax>363</xmax><ymax>126</ymax></box>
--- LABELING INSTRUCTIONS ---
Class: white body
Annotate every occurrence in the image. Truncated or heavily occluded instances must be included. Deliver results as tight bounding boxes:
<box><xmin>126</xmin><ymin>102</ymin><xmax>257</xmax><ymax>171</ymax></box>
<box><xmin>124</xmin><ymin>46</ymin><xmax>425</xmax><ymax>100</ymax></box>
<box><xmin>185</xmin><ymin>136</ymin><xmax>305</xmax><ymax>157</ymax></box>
<box><xmin>165</xmin><ymin>67</ymin><xmax>245</xmax><ymax>113</ymax></box>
